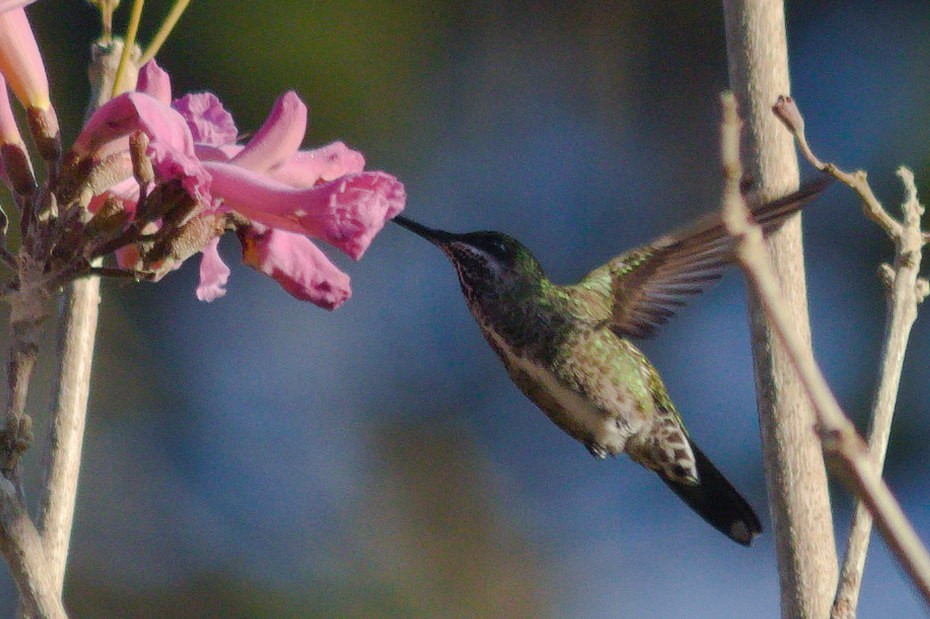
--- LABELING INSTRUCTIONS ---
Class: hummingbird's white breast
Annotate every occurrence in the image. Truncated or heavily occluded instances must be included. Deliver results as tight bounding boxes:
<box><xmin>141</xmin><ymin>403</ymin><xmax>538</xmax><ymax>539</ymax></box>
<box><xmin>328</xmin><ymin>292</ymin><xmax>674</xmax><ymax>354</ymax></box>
<box><xmin>484</xmin><ymin>327</ymin><xmax>647</xmax><ymax>458</ymax></box>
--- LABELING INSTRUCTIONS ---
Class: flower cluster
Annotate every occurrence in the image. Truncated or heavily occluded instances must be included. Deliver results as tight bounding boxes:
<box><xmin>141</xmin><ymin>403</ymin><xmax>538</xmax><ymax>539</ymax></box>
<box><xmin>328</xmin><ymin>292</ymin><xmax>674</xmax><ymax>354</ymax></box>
<box><xmin>0</xmin><ymin>0</ymin><xmax>405</xmax><ymax>310</ymax></box>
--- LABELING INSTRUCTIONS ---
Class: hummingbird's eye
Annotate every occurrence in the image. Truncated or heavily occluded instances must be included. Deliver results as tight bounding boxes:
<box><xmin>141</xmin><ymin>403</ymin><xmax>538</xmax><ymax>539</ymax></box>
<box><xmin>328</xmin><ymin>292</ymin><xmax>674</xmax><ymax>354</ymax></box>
<box><xmin>486</xmin><ymin>238</ymin><xmax>510</xmax><ymax>259</ymax></box>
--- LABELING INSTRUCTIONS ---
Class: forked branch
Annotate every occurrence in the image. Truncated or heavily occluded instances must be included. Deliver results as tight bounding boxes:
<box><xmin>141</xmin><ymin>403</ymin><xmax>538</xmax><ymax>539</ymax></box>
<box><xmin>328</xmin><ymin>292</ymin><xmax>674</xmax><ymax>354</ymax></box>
<box><xmin>720</xmin><ymin>91</ymin><xmax>930</xmax><ymax>609</ymax></box>
<box><xmin>773</xmin><ymin>94</ymin><xmax>930</xmax><ymax>618</ymax></box>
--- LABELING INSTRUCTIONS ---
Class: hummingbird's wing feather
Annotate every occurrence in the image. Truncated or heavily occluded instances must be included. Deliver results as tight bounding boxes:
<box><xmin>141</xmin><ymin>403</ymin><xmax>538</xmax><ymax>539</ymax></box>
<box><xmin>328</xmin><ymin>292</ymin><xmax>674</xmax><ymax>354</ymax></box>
<box><xmin>578</xmin><ymin>176</ymin><xmax>831</xmax><ymax>339</ymax></box>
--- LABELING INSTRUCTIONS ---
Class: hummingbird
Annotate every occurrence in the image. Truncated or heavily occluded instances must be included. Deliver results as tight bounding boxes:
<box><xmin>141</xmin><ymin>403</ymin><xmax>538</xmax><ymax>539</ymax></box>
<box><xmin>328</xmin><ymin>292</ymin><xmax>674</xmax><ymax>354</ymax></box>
<box><xmin>393</xmin><ymin>176</ymin><xmax>830</xmax><ymax>546</ymax></box>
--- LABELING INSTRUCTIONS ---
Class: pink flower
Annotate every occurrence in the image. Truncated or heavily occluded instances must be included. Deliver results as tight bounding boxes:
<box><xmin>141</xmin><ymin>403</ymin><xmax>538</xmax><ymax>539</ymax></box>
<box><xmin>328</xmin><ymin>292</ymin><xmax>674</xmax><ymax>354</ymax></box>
<box><xmin>72</xmin><ymin>60</ymin><xmax>405</xmax><ymax>308</ymax></box>
<box><xmin>184</xmin><ymin>89</ymin><xmax>405</xmax><ymax>261</ymax></box>
<box><xmin>169</xmin><ymin>72</ymin><xmax>404</xmax><ymax>305</ymax></box>
<box><xmin>173</xmin><ymin>92</ymin><xmax>238</xmax><ymax>148</ymax></box>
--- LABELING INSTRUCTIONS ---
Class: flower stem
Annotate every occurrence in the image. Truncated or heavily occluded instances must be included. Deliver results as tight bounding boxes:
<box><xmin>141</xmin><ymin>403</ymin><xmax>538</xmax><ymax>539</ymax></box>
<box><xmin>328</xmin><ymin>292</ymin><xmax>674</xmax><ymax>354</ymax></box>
<box><xmin>139</xmin><ymin>0</ymin><xmax>192</xmax><ymax>66</ymax></box>
<box><xmin>111</xmin><ymin>0</ymin><xmax>145</xmax><ymax>98</ymax></box>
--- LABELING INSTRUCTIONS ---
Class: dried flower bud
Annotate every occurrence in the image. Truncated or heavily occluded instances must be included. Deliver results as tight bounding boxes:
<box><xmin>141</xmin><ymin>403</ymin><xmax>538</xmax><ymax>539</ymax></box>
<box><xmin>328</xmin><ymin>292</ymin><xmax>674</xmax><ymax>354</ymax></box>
<box><xmin>142</xmin><ymin>213</ymin><xmax>224</xmax><ymax>279</ymax></box>
<box><xmin>772</xmin><ymin>95</ymin><xmax>805</xmax><ymax>136</ymax></box>
<box><xmin>135</xmin><ymin>179</ymin><xmax>198</xmax><ymax>226</ymax></box>
<box><xmin>26</xmin><ymin>104</ymin><xmax>60</xmax><ymax>163</ymax></box>
<box><xmin>85</xmin><ymin>195</ymin><xmax>129</xmax><ymax>245</ymax></box>
<box><xmin>78</xmin><ymin>151</ymin><xmax>132</xmax><ymax>208</ymax></box>
<box><xmin>129</xmin><ymin>130</ymin><xmax>153</xmax><ymax>185</ymax></box>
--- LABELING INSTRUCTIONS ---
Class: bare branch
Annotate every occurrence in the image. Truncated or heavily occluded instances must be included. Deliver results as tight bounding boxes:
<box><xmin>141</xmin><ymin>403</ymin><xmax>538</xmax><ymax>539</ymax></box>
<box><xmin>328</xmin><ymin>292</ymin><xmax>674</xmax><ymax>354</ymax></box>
<box><xmin>722</xmin><ymin>94</ymin><xmax>930</xmax><ymax>611</ymax></box>
<box><xmin>832</xmin><ymin>168</ymin><xmax>927</xmax><ymax>616</ymax></box>
<box><xmin>776</xmin><ymin>94</ymin><xmax>930</xmax><ymax>617</ymax></box>
<box><xmin>773</xmin><ymin>96</ymin><xmax>901</xmax><ymax>238</ymax></box>
<box><xmin>32</xmin><ymin>40</ymin><xmax>133</xmax><ymax>600</ymax></box>
<box><xmin>0</xmin><ymin>477</ymin><xmax>67</xmax><ymax>618</ymax></box>
<box><xmin>723</xmin><ymin>3</ymin><xmax>838</xmax><ymax>617</ymax></box>
<box><xmin>37</xmin><ymin>274</ymin><xmax>101</xmax><ymax>597</ymax></box>
<box><xmin>2</xmin><ymin>282</ymin><xmax>48</xmax><ymax>492</ymax></box>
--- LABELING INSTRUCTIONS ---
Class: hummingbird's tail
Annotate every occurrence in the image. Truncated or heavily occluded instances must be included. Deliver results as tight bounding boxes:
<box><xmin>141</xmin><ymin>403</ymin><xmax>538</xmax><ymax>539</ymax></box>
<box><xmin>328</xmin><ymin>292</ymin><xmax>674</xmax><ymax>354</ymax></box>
<box><xmin>657</xmin><ymin>442</ymin><xmax>762</xmax><ymax>546</ymax></box>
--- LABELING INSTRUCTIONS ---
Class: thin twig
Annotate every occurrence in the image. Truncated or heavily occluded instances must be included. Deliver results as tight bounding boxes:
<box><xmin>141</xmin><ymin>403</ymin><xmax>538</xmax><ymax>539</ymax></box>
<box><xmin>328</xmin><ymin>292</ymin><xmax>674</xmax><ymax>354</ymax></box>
<box><xmin>721</xmin><ymin>93</ymin><xmax>930</xmax><ymax>609</ymax></box>
<box><xmin>773</xmin><ymin>96</ymin><xmax>901</xmax><ymax>237</ymax></box>
<box><xmin>832</xmin><ymin>170</ymin><xmax>927</xmax><ymax>619</ymax></box>
<box><xmin>86</xmin><ymin>266</ymin><xmax>146</xmax><ymax>279</ymax></box>
<box><xmin>90</xmin><ymin>223</ymin><xmax>143</xmax><ymax>259</ymax></box>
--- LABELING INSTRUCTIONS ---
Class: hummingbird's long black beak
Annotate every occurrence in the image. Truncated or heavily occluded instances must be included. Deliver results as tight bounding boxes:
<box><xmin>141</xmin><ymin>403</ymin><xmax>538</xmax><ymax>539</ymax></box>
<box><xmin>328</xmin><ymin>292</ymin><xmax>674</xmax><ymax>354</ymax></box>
<box><xmin>392</xmin><ymin>214</ymin><xmax>455</xmax><ymax>245</ymax></box>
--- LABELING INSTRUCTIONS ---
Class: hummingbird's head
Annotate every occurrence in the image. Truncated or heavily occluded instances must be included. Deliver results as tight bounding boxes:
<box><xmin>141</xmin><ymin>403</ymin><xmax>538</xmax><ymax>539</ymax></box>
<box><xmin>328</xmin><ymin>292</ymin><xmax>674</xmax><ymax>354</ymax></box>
<box><xmin>393</xmin><ymin>215</ymin><xmax>544</xmax><ymax>300</ymax></box>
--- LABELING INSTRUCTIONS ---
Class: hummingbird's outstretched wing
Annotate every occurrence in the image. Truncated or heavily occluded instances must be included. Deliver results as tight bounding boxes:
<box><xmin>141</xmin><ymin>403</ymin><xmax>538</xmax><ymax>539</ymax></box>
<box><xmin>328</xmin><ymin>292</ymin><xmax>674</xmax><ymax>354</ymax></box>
<box><xmin>575</xmin><ymin>176</ymin><xmax>831</xmax><ymax>339</ymax></box>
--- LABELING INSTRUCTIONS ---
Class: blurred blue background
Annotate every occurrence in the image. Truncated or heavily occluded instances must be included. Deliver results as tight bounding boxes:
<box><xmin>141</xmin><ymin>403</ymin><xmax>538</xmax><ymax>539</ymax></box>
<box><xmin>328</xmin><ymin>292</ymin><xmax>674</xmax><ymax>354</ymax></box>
<box><xmin>2</xmin><ymin>1</ymin><xmax>930</xmax><ymax>617</ymax></box>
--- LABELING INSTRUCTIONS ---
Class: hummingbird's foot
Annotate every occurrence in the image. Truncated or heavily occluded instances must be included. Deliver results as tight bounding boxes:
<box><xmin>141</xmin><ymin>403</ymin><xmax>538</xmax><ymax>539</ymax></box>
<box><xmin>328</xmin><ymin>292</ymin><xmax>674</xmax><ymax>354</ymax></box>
<box><xmin>585</xmin><ymin>442</ymin><xmax>609</xmax><ymax>459</ymax></box>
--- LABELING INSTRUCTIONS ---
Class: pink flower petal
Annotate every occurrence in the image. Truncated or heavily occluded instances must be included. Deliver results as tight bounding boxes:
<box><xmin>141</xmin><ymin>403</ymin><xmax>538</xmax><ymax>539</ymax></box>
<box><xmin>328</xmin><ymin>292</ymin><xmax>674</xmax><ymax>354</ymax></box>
<box><xmin>266</xmin><ymin>141</ymin><xmax>366</xmax><ymax>188</ymax></box>
<box><xmin>240</xmin><ymin>226</ymin><xmax>351</xmax><ymax>309</ymax></box>
<box><xmin>75</xmin><ymin>92</ymin><xmax>192</xmax><ymax>156</ymax></box>
<box><xmin>195</xmin><ymin>142</ymin><xmax>243</xmax><ymax>162</ymax></box>
<box><xmin>136</xmin><ymin>60</ymin><xmax>172</xmax><ymax>105</ymax></box>
<box><xmin>173</xmin><ymin>92</ymin><xmax>238</xmax><ymax>147</ymax></box>
<box><xmin>205</xmin><ymin>162</ymin><xmax>406</xmax><ymax>259</ymax></box>
<box><xmin>196</xmin><ymin>237</ymin><xmax>231</xmax><ymax>301</ymax></box>
<box><xmin>302</xmin><ymin>172</ymin><xmax>406</xmax><ymax>258</ymax></box>
<box><xmin>231</xmin><ymin>91</ymin><xmax>306</xmax><ymax>173</ymax></box>
<box><xmin>0</xmin><ymin>7</ymin><xmax>49</xmax><ymax>109</ymax></box>
<box><xmin>148</xmin><ymin>139</ymin><xmax>213</xmax><ymax>200</ymax></box>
